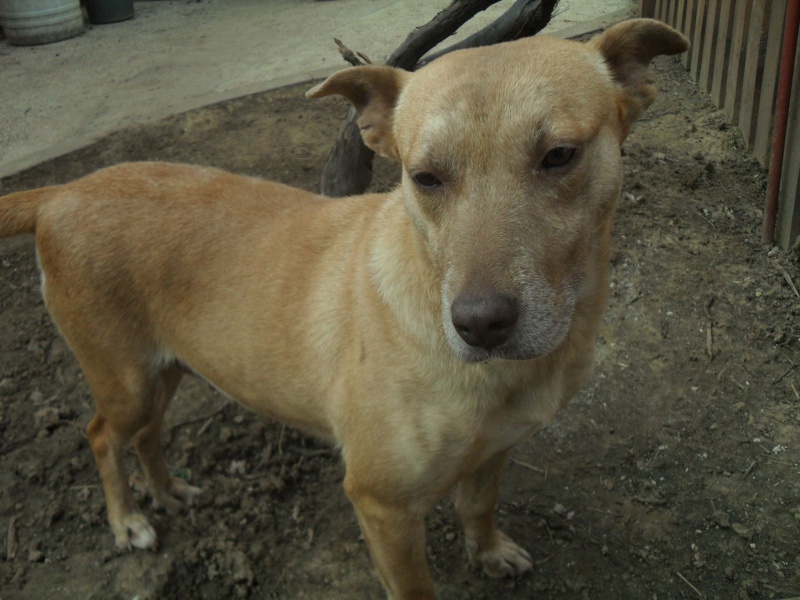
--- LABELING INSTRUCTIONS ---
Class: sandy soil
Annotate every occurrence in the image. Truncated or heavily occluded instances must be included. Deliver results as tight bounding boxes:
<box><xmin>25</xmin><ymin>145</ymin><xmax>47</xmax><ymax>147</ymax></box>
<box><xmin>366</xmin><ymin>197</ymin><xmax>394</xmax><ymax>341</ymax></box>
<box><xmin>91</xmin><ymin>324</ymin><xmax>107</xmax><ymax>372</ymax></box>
<box><xmin>0</xmin><ymin>55</ymin><xmax>799</xmax><ymax>599</ymax></box>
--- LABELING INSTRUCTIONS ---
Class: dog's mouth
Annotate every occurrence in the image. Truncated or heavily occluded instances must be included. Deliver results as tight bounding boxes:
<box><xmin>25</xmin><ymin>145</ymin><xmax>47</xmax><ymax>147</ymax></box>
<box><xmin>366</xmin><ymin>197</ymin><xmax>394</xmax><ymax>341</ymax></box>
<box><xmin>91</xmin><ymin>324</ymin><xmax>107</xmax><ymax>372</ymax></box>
<box><xmin>446</xmin><ymin>312</ymin><xmax>573</xmax><ymax>363</ymax></box>
<box><xmin>442</xmin><ymin>293</ymin><xmax>576</xmax><ymax>363</ymax></box>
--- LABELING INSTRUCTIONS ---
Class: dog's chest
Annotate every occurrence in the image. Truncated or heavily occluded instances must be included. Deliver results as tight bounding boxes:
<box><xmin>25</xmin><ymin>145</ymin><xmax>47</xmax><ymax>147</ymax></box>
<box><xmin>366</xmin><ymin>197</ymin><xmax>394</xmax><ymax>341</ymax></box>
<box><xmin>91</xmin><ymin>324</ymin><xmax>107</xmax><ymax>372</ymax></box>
<box><xmin>473</xmin><ymin>392</ymin><xmax>559</xmax><ymax>464</ymax></box>
<box><xmin>475</xmin><ymin>413</ymin><xmax>541</xmax><ymax>464</ymax></box>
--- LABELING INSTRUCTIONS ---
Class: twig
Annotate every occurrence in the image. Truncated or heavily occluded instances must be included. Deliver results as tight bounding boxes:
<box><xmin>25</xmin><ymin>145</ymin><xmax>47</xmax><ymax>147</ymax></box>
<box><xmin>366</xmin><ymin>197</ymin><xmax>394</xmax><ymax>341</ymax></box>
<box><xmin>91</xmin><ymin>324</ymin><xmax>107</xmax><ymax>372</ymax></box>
<box><xmin>288</xmin><ymin>447</ymin><xmax>332</xmax><ymax>458</ymax></box>
<box><xmin>772</xmin><ymin>362</ymin><xmax>797</xmax><ymax>384</ymax></box>
<box><xmin>676</xmin><ymin>571</ymin><xmax>704</xmax><ymax>599</ymax></box>
<box><xmin>334</xmin><ymin>38</ymin><xmax>371</xmax><ymax>66</ymax></box>
<box><xmin>791</xmin><ymin>381</ymin><xmax>799</xmax><ymax>400</ymax></box>
<box><xmin>705</xmin><ymin>324</ymin><xmax>714</xmax><ymax>359</ymax></box>
<box><xmin>196</xmin><ymin>417</ymin><xmax>214</xmax><ymax>436</ymax></box>
<box><xmin>278</xmin><ymin>424</ymin><xmax>286</xmax><ymax>456</ymax></box>
<box><xmin>703</xmin><ymin>296</ymin><xmax>715</xmax><ymax>360</ymax></box>
<box><xmin>511</xmin><ymin>458</ymin><xmax>546</xmax><ymax>473</ymax></box>
<box><xmin>774</xmin><ymin>262</ymin><xmax>800</xmax><ymax>298</ymax></box>
<box><xmin>172</xmin><ymin>403</ymin><xmax>228</xmax><ymax>434</ymax></box>
<box><xmin>7</xmin><ymin>515</ymin><xmax>18</xmax><ymax>561</ymax></box>
<box><xmin>743</xmin><ymin>460</ymin><xmax>757</xmax><ymax>478</ymax></box>
<box><xmin>729</xmin><ymin>377</ymin><xmax>745</xmax><ymax>390</ymax></box>
<box><xmin>586</xmin><ymin>507</ymin><xmax>624</xmax><ymax>518</ymax></box>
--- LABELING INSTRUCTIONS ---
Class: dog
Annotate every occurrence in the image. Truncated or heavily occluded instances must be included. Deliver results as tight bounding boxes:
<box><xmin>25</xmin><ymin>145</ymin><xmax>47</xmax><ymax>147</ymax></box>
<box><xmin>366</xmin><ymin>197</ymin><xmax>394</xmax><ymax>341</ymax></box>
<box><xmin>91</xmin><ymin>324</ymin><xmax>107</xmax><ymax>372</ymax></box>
<box><xmin>0</xmin><ymin>19</ymin><xmax>687</xmax><ymax>599</ymax></box>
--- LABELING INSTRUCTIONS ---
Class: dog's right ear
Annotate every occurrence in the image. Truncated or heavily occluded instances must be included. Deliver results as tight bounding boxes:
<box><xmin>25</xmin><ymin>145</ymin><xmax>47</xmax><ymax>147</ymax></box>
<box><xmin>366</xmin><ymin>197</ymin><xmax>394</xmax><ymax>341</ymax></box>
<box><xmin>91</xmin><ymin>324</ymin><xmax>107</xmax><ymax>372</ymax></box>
<box><xmin>306</xmin><ymin>66</ymin><xmax>409</xmax><ymax>160</ymax></box>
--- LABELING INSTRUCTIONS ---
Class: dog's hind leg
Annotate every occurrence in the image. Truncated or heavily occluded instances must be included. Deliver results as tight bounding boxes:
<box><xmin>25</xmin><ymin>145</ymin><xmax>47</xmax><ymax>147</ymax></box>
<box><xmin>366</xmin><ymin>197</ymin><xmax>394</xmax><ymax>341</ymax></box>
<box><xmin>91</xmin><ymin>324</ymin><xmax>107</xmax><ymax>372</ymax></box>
<box><xmin>455</xmin><ymin>450</ymin><xmax>533</xmax><ymax>578</ymax></box>
<box><xmin>84</xmin><ymin>358</ymin><xmax>202</xmax><ymax>550</ymax></box>
<box><xmin>132</xmin><ymin>366</ymin><xmax>201</xmax><ymax>514</ymax></box>
<box><xmin>82</xmin><ymin>361</ymin><xmax>164</xmax><ymax>550</ymax></box>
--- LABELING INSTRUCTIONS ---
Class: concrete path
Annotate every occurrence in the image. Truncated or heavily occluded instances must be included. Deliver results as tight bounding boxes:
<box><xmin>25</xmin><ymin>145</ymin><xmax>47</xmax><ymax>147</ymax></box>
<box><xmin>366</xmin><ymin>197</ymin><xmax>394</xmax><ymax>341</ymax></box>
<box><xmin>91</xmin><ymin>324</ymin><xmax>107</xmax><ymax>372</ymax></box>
<box><xmin>0</xmin><ymin>0</ymin><xmax>635</xmax><ymax>179</ymax></box>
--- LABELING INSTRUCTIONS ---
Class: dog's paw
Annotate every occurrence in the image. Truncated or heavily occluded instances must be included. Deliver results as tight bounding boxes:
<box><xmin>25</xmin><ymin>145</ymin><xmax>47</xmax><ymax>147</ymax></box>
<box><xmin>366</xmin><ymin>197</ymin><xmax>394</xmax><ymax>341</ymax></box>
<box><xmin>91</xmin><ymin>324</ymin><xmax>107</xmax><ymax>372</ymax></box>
<box><xmin>467</xmin><ymin>531</ymin><xmax>532</xmax><ymax>578</ymax></box>
<box><xmin>153</xmin><ymin>477</ymin><xmax>202</xmax><ymax>514</ymax></box>
<box><xmin>114</xmin><ymin>513</ymin><xmax>158</xmax><ymax>551</ymax></box>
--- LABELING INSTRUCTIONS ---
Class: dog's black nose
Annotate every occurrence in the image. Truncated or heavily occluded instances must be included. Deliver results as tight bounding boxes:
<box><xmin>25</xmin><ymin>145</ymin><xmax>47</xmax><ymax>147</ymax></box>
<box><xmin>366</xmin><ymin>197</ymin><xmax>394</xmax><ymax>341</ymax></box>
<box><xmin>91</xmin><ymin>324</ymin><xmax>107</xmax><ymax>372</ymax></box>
<box><xmin>451</xmin><ymin>290</ymin><xmax>518</xmax><ymax>350</ymax></box>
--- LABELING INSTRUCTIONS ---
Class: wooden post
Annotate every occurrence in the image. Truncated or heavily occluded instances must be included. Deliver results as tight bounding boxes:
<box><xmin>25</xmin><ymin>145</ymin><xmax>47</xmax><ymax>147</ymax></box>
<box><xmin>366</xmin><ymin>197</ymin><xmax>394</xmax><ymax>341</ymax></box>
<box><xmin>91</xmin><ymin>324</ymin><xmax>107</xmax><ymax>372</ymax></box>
<box><xmin>639</xmin><ymin>0</ymin><xmax>657</xmax><ymax>17</ymax></box>
<box><xmin>775</xmin><ymin>15</ymin><xmax>800</xmax><ymax>249</ymax></box>
<box><xmin>754</xmin><ymin>0</ymin><xmax>789</xmax><ymax>166</ymax></box>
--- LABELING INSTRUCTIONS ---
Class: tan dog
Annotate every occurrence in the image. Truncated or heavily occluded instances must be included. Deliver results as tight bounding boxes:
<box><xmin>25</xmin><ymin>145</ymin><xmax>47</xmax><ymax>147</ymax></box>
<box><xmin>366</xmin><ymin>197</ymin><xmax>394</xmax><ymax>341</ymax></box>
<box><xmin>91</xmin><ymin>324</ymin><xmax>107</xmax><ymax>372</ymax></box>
<box><xmin>0</xmin><ymin>19</ymin><xmax>687</xmax><ymax>599</ymax></box>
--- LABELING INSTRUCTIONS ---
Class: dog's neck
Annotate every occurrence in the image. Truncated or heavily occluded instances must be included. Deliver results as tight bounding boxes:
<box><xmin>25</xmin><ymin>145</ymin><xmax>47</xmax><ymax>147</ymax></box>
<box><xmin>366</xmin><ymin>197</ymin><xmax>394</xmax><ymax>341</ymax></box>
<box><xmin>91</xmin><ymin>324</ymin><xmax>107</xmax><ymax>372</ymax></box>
<box><xmin>367</xmin><ymin>189</ymin><xmax>443</xmax><ymax>350</ymax></box>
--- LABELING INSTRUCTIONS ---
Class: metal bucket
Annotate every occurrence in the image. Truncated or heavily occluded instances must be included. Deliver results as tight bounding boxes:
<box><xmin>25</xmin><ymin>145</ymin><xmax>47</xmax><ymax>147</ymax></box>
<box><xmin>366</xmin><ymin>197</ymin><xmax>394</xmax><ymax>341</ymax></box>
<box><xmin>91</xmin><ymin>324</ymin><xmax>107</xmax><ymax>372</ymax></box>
<box><xmin>0</xmin><ymin>0</ymin><xmax>84</xmax><ymax>46</ymax></box>
<box><xmin>85</xmin><ymin>0</ymin><xmax>134</xmax><ymax>25</ymax></box>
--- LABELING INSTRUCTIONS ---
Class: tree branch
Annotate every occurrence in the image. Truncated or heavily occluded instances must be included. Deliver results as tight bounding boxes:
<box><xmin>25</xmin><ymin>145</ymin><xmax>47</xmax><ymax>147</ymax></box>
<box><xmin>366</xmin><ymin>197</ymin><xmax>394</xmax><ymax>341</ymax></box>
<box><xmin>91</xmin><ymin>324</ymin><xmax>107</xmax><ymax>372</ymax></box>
<box><xmin>418</xmin><ymin>0</ymin><xmax>560</xmax><ymax>67</ymax></box>
<box><xmin>386</xmin><ymin>0</ymin><xmax>502</xmax><ymax>70</ymax></box>
<box><xmin>319</xmin><ymin>0</ymin><xmax>560</xmax><ymax>197</ymax></box>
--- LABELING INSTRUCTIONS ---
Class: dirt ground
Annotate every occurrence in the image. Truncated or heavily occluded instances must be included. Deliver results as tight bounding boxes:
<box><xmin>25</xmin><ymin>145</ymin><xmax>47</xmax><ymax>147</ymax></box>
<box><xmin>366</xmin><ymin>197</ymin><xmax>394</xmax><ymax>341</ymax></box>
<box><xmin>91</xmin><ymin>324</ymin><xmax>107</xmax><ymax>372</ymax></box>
<box><xmin>0</xmin><ymin>54</ymin><xmax>798</xmax><ymax>599</ymax></box>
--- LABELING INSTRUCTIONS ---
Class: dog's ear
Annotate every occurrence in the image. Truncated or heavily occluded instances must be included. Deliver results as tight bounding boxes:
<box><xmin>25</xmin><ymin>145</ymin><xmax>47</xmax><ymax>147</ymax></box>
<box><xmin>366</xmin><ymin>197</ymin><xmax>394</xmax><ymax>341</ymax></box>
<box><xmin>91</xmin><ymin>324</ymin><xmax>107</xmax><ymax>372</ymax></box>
<box><xmin>306</xmin><ymin>66</ymin><xmax>410</xmax><ymax>160</ymax></box>
<box><xmin>589</xmin><ymin>18</ymin><xmax>689</xmax><ymax>130</ymax></box>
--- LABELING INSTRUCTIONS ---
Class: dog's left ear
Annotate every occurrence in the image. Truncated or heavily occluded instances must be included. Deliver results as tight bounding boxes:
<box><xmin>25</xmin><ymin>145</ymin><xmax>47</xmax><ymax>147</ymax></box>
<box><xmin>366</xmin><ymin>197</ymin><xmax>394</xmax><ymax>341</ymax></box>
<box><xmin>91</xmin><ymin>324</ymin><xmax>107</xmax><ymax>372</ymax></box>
<box><xmin>589</xmin><ymin>18</ymin><xmax>689</xmax><ymax>133</ymax></box>
<box><xmin>307</xmin><ymin>65</ymin><xmax>410</xmax><ymax>160</ymax></box>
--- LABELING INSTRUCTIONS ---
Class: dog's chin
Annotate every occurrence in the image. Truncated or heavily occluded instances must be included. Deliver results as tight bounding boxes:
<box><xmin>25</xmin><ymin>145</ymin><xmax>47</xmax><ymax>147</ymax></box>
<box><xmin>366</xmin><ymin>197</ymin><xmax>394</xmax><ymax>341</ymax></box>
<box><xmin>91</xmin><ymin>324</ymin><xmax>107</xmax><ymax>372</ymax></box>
<box><xmin>447</xmin><ymin>330</ymin><xmax>569</xmax><ymax>364</ymax></box>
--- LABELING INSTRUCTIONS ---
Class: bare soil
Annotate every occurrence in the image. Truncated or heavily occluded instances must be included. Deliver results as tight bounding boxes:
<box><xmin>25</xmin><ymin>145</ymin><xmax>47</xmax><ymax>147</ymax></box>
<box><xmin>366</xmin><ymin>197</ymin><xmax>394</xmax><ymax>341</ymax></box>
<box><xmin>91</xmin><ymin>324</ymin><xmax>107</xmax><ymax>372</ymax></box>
<box><xmin>1</xmin><ymin>56</ymin><xmax>799</xmax><ymax>599</ymax></box>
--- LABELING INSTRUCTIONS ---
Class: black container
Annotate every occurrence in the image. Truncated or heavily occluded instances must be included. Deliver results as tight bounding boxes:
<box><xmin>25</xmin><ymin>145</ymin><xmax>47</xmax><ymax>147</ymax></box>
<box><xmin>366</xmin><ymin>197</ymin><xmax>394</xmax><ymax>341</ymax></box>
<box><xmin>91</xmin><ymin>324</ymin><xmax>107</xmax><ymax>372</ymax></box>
<box><xmin>85</xmin><ymin>0</ymin><xmax>133</xmax><ymax>24</ymax></box>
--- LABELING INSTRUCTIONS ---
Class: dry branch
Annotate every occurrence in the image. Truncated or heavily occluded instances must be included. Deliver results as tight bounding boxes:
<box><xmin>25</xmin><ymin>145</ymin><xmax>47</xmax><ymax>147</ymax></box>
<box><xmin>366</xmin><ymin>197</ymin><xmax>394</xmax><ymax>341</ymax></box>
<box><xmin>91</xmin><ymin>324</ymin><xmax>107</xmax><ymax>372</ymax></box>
<box><xmin>420</xmin><ymin>0</ymin><xmax>560</xmax><ymax>66</ymax></box>
<box><xmin>319</xmin><ymin>0</ymin><xmax>560</xmax><ymax>197</ymax></box>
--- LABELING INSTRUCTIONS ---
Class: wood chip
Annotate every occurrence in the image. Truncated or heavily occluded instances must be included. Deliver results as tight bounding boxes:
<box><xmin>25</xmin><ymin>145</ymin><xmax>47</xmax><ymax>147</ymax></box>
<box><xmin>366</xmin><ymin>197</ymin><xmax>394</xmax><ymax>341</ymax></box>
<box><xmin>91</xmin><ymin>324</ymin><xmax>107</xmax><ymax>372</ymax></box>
<box><xmin>7</xmin><ymin>515</ymin><xmax>18</xmax><ymax>561</ymax></box>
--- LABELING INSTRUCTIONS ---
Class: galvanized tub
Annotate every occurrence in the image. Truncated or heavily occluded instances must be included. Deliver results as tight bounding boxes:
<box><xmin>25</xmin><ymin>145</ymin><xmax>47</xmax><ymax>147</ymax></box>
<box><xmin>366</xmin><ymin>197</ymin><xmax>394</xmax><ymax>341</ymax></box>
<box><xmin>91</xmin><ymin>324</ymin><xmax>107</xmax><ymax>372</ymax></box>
<box><xmin>0</xmin><ymin>0</ymin><xmax>84</xmax><ymax>46</ymax></box>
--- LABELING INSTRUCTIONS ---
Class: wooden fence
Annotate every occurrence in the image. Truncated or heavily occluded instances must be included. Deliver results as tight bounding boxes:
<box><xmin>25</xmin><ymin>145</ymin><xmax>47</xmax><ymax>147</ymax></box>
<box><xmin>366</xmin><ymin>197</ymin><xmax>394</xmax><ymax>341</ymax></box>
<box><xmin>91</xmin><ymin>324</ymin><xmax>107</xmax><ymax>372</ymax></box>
<box><xmin>639</xmin><ymin>0</ymin><xmax>800</xmax><ymax>249</ymax></box>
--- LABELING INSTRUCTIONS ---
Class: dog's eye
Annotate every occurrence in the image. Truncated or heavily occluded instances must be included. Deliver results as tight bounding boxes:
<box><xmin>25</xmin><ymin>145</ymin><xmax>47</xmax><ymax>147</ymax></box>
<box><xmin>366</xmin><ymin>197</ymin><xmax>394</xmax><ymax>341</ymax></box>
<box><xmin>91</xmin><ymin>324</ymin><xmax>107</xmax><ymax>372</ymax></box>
<box><xmin>412</xmin><ymin>172</ymin><xmax>443</xmax><ymax>188</ymax></box>
<box><xmin>542</xmin><ymin>146</ymin><xmax>576</xmax><ymax>169</ymax></box>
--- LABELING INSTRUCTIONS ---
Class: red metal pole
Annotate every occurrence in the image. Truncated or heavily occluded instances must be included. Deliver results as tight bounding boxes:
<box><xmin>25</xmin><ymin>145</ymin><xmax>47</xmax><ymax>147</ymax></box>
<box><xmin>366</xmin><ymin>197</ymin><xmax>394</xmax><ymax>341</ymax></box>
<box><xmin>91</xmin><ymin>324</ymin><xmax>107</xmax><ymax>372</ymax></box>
<box><xmin>763</xmin><ymin>0</ymin><xmax>800</xmax><ymax>244</ymax></box>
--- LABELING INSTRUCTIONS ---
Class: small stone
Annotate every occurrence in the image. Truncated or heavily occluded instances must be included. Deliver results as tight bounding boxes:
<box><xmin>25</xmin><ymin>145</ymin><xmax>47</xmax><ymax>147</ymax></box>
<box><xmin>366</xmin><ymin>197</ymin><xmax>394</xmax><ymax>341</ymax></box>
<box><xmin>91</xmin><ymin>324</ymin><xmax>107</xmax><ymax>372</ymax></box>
<box><xmin>712</xmin><ymin>510</ymin><xmax>731</xmax><ymax>528</ymax></box>
<box><xmin>47</xmin><ymin>339</ymin><xmax>68</xmax><ymax>365</ymax></box>
<box><xmin>34</xmin><ymin>407</ymin><xmax>61</xmax><ymax>429</ymax></box>
<box><xmin>0</xmin><ymin>378</ymin><xmax>19</xmax><ymax>396</ymax></box>
<box><xmin>27</xmin><ymin>550</ymin><xmax>45</xmax><ymax>563</ymax></box>
<box><xmin>553</xmin><ymin>503</ymin><xmax>568</xmax><ymax>516</ymax></box>
<box><xmin>219</xmin><ymin>427</ymin><xmax>233</xmax><ymax>442</ymax></box>
<box><xmin>29</xmin><ymin>389</ymin><xmax>44</xmax><ymax>404</ymax></box>
<box><xmin>732</xmin><ymin>523</ymin><xmax>752</xmax><ymax>540</ymax></box>
<box><xmin>228</xmin><ymin>460</ymin><xmax>246</xmax><ymax>476</ymax></box>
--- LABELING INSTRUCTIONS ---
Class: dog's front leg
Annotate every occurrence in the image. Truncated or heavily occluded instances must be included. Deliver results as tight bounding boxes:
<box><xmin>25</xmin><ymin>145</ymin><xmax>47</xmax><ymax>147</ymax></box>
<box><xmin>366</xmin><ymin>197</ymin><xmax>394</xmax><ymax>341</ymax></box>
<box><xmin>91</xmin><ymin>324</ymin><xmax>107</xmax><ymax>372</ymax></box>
<box><xmin>455</xmin><ymin>450</ymin><xmax>533</xmax><ymax>578</ymax></box>
<box><xmin>344</xmin><ymin>474</ymin><xmax>435</xmax><ymax>600</ymax></box>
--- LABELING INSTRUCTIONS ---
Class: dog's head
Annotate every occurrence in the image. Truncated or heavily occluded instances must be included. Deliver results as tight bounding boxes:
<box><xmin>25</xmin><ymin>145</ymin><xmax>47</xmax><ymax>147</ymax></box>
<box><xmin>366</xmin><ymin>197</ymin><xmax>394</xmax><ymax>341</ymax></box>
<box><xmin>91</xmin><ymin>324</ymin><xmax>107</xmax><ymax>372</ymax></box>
<box><xmin>308</xmin><ymin>19</ymin><xmax>688</xmax><ymax>362</ymax></box>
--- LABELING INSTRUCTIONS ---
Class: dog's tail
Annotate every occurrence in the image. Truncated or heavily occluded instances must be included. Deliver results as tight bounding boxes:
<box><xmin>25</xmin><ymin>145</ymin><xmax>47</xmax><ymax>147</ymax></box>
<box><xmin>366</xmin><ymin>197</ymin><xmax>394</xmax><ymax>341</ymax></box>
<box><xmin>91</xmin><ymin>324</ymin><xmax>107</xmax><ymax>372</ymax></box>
<box><xmin>0</xmin><ymin>186</ymin><xmax>57</xmax><ymax>236</ymax></box>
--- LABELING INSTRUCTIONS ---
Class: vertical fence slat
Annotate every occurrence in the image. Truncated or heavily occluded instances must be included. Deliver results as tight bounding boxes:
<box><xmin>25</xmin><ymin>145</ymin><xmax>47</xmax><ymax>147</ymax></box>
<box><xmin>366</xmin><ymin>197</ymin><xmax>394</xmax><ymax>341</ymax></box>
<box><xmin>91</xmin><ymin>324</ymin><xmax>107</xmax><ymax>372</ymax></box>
<box><xmin>725</xmin><ymin>0</ymin><xmax>752</xmax><ymax>124</ymax></box>
<box><xmin>669</xmin><ymin>0</ymin><xmax>680</xmax><ymax>28</ymax></box>
<box><xmin>676</xmin><ymin>0</ymin><xmax>688</xmax><ymax>40</ymax></box>
<box><xmin>683</xmin><ymin>0</ymin><xmax>699</xmax><ymax>69</ymax></box>
<box><xmin>657</xmin><ymin>0</ymin><xmax>666</xmax><ymax>21</ymax></box>
<box><xmin>639</xmin><ymin>0</ymin><xmax>657</xmax><ymax>18</ymax></box>
<box><xmin>754</xmin><ymin>0</ymin><xmax>788</xmax><ymax>166</ymax></box>
<box><xmin>776</xmin><ymin>36</ymin><xmax>800</xmax><ymax>249</ymax></box>
<box><xmin>690</xmin><ymin>0</ymin><xmax>708</xmax><ymax>79</ymax></box>
<box><xmin>710</xmin><ymin>0</ymin><xmax>734</xmax><ymax>107</ymax></box>
<box><xmin>699</xmin><ymin>0</ymin><xmax>720</xmax><ymax>91</ymax></box>
<box><xmin>739</xmin><ymin>1</ymin><xmax>769</xmax><ymax>147</ymax></box>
